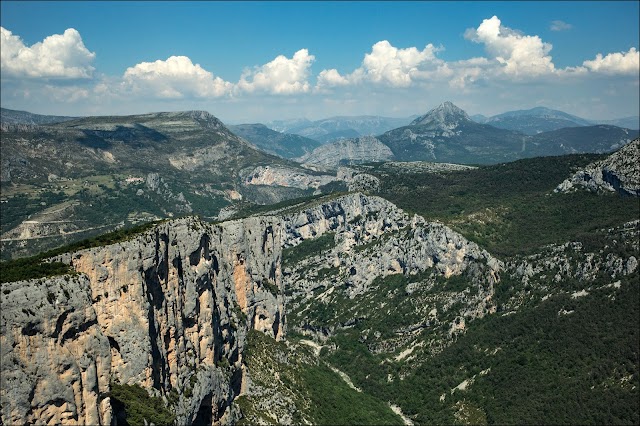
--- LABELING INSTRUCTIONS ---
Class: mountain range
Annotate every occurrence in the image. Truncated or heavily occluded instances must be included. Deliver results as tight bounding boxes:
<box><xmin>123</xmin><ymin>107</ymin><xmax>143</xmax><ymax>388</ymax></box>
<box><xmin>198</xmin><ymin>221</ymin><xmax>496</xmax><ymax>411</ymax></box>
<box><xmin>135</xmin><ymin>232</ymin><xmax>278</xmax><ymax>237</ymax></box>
<box><xmin>267</xmin><ymin>115</ymin><xmax>416</xmax><ymax>143</ymax></box>
<box><xmin>472</xmin><ymin>106</ymin><xmax>639</xmax><ymax>135</ymax></box>
<box><xmin>1</xmin><ymin>103</ymin><xmax>638</xmax><ymax>260</ymax></box>
<box><xmin>300</xmin><ymin>102</ymin><xmax>638</xmax><ymax>166</ymax></box>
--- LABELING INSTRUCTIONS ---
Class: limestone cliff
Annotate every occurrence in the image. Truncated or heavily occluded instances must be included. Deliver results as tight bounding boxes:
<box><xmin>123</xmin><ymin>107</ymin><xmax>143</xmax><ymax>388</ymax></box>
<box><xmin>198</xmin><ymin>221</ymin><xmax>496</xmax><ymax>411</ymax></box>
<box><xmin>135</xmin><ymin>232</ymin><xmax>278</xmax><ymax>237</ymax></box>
<box><xmin>1</xmin><ymin>215</ymin><xmax>285</xmax><ymax>425</ymax></box>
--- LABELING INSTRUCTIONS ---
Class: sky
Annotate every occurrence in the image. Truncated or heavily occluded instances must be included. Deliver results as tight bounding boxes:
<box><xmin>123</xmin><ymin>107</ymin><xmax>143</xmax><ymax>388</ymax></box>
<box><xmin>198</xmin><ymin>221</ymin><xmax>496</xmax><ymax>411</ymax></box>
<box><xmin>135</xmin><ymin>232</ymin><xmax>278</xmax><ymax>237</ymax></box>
<box><xmin>1</xmin><ymin>1</ymin><xmax>638</xmax><ymax>123</ymax></box>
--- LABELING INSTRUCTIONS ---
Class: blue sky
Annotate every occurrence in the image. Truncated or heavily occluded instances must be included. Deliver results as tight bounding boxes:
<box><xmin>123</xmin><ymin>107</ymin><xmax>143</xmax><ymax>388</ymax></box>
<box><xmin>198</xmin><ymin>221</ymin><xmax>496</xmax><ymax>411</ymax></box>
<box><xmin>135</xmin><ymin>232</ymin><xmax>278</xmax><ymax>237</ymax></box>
<box><xmin>1</xmin><ymin>1</ymin><xmax>638</xmax><ymax>123</ymax></box>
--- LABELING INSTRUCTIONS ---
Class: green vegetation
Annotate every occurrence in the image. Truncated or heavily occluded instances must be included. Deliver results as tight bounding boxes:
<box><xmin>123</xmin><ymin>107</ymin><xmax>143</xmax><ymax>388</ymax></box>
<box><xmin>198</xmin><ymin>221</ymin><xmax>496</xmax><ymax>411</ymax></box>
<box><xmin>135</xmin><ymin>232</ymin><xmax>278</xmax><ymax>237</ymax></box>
<box><xmin>0</xmin><ymin>258</ymin><xmax>73</xmax><ymax>283</ymax></box>
<box><xmin>394</xmin><ymin>274</ymin><xmax>639</xmax><ymax>425</ymax></box>
<box><xmin>109</xmin><ymin>382</ymin><xmax>176</xmax><ymax>426</ymax></box>
<box><xmin>241</xmin><ymin>329</ymin><xmax>402</xmax><ymax>425</ymax></box>
<box><xmin>369</xmin><ymin>154</ymin><xmax>640</xmax><ymax>256</ymax></box>
<box><xmin>282</xmin><ymin>232</ymin><xmax>336</xmax><ymax>267</ymax></box>
<box><xmin>283</xmin><ymin>220</ymin><xmax>639</xmax><ymax>425</ymax></box>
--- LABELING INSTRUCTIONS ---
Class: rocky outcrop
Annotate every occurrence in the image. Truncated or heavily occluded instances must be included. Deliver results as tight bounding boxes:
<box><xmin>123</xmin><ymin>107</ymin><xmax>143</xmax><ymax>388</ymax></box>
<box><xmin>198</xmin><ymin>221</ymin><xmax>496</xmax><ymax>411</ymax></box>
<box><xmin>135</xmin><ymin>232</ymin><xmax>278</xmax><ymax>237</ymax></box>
<box><xmin>555</xmin><ymin>138</ymin><xmax>640</xmax><ymax>196</ymax></box>
<box><xmin>281</xmin><ymin>193</ymin><xmax>501</xmax><ymax>314</ymax></box>
<box><xmin>297</xmin><ymin>136</ymin><xmax>394</xmax><ymax>167</ymax></box>
<box><xmin>1</xmin><ymin>215</ymin><xmax>286</xmax><ymax>425</ymax></box>
<box><xmin>242</xmin><ymin>165</ymin><xmax>338</xmax><ymax>190</ymax></box>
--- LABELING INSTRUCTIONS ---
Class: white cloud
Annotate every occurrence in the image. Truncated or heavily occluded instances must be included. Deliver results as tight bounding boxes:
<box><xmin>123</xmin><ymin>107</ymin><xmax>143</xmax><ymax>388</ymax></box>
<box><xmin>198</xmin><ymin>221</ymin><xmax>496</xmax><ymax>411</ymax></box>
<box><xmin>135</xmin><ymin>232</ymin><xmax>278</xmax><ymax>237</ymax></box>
<box><xmin>361</xmin><ymin>40</ymin><xmax>441</xmax><ymax>86</ymax></box>
<box><xmin>550</xmin><ymin>20</ymin><xmax>573</xmax><ymax>32</ymax></box>
<box><xmin>317</xmin><ymin>68</ymin><xmax>350</xmax><ymax>87</ymax></box>
<box><xmin>465</xmin><ymin>16</ymin><xmax>555</xmax><ymax>77</ymax></box>
<box><xmin>317</xmin><ymin>40</ymin><xmax>443</xmax><ymax>89</ymax></box>
<box><xmin>0</xmin><ymin>26</ymin><xmax>95</xmax><ymax>79</ymax></box>
<box><xmin>237</xmin><ymin>49</ymin><xmax>315</xmax><ymax>94</ymax></box>
<box><xmin>123</xmin><ymin>55</ymin><xmax>232</xmax><ymax>98</ymax></box>
<box><xmin>582</xmin><ymin>47</ymin><xmax>639</xmax><ymax>75</ymax></box>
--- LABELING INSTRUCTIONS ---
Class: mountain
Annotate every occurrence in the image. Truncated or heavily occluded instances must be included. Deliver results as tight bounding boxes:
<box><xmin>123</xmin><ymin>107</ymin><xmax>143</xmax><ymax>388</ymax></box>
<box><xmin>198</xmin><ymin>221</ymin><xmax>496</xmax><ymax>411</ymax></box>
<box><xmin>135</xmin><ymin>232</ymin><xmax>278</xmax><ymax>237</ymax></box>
<box><xmin>597</xmin><ymin>116</ymin><xmax>640</xmax><ymax>130</ymax></box>
<box><xmin>273</xmin><ymin>115</ymin><xmax>415</xmax><ymax>143</ymax></box>
<box><xmin>482</xmin><ymin>106</ymin><xmax>592</xmax><ymax>135</ymax></box>
<box><xmin>1</xmin><ymin>107</ymin><xmax>77</xmax><ymax>125</ymax></box>
<box><xmin>470</xmin><ymin>113</ymin><xmax>488</xmax><ymax>123</ymax></box>
<box><xmin>297</xmin><ymin>136</ymin><xmax>394</xmax><ymax>167</ymax></box>
<box><xmin>228</xmin><ymin>123</ymin><xmax>321</xmax><ymax>158</ymax></box>
<box><xmin>264</xmin><ymin>117</ymin><xmax>312</xmax><ymax>133</ymax></box>
<box><xmin>378</xmin><ymin>101</ymin><xmax>526</xmax><ymax>164</ymax></box>
<box><xmin>374</xmin><ymin>102</ymin><xmax>638</xmax><ymax>165</ymax></box>
<box><xmin>556</xmin><ymin>138</ymin><xmax>640</xmax><ymax>196</ymax></box>
<box><xmin>470</xmin><ymin>106</ymin><xmax>640</xmax><ymax>134</ymax></box>
<box><xmin>526</xmin><ymin>124</ymin><xmax>637</xmax><ymax>156</ymax></box>
<box><xmin>2</xmin><ymin>146</ymin><xmax>638</xmax><ymax>425</ymax></box>
<box><xmin>0</xmin><ymin>110</ymin><xmax>344</xmax><ymax>259</ymax></box>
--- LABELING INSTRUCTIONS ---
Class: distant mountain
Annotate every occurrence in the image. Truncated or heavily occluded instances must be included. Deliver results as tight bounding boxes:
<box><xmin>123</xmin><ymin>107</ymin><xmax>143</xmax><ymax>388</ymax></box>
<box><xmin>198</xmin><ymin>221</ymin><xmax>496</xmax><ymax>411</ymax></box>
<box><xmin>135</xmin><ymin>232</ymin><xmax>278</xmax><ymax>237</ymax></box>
<box><xmin>265</xmin><ymin>118</ymin><xmax>313</xmax><ymax>133</ymax></box>
<box><xmin>526</xmin><ymin>125</ymin><xmax>638</xmax><ymax>156</ymax></box>
<box><xmin>470</xmin><ymin>114</ymin><xmax>488</xmax><ymax>123</ymax></box>
<box><xmin>1</xmin><ymin>107</ymin><xmax>77</xmax><ymax>125</ymax></box>
<box><xmin>229</xmin><ymin>123</ymin><xmax>321</xmax><ymax>158</ymax></box>
<box><xmin>270</xmin><ymin>115</ymin><xmax>415</xmax><ymax>143</ymax></box>
<box><xmin>470</xmin><ymin>106</ymin><xmax>639</xmax><ymax>135</ymax></box>
<box><xmin>379</xmin><ymin>102</ymin><xmax>526</xmax><ymax>164</ymax></box>
<box><xmin>597</xmin><ymin>116</ymin><xmax>639</xmax><ymax>130</ymax></box>
<box><xmin>481</xmin><ymin>107</ymin><xmax>591</xmax><ymax>135</ymax></box>
<box><xmin>309</xmin><ymin>102</ymin><xmax>639</xmax><ymax>166</ymax></box>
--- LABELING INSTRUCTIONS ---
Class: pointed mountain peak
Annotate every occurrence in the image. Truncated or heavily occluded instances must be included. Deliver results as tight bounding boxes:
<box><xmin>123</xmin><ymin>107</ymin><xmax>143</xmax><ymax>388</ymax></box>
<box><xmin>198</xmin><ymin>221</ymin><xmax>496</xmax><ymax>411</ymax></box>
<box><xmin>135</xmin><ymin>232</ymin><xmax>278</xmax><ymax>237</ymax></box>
<box><xmin>410</xmin><ymin>102</ymin><xmax>471</xmax><ymax>127</ymax></box>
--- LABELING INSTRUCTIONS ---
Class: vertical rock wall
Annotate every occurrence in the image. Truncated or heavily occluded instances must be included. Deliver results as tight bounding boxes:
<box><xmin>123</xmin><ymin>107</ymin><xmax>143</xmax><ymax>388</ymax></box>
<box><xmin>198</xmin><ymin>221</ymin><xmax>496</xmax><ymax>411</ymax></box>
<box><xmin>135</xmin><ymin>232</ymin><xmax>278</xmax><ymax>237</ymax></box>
<box><xmin>1</xmin><ymin>215</ymin><xmax>285</xmax><ymax>425</ymax></box>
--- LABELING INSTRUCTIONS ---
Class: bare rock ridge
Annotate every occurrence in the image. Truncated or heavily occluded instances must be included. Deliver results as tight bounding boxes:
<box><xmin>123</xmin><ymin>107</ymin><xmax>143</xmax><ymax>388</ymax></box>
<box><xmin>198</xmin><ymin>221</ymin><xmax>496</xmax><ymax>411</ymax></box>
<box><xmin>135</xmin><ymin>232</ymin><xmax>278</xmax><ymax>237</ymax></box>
<box><xmin>296</xmin><ymin>136</ymin><xmax>394</xmax><ymax>167</ymax></box>
<box><xmin>0</xmin><ymin>193</ymin><xmax>500</xmax><ymax>425</ymax></box>
<box><xmin>555</xmin><ymin>138</ymin><xmax>640</xmax><ymax>196</ymax></box>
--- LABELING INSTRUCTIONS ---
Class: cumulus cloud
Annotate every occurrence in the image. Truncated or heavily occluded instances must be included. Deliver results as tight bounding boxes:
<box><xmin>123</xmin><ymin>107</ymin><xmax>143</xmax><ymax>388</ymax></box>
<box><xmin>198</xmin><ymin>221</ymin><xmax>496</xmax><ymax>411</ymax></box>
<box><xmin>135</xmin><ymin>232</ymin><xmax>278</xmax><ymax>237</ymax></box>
<box><xmin>550</xmin><ymin>20</ymin><xmax>573</xmax><ymax>32</ymax></box>
<box><xmin>123</xmin><ymin>55</ymin><xmax>232</xmax><ymax>98</ymax></box>
<box><xmin>0</xmin><ymin>26</ymin><xmax>95</xmax><ymax>79</ymax></box>
<box><xmin>237</xmin><ymin>49</ymin><xmax>315</xmax><ymax>94</ymax></box>
<box><xmin>582</xmin><ymin>47</ymin><xmax>639</xmax><ymax>75</ymax></box>
<box><xmin>317</xmin><ymin>40</ymin><xmax>443</xmax><ymax>89</ymax></box>
<box><xmin>465</xmin><ymin>16</ymin><xmax>555</xmax><ymax>76</ymax></box>
<box><xmin>317</xmin><ymin>68</ymin><xmax>351</xmax><ymax>87</ymax></box>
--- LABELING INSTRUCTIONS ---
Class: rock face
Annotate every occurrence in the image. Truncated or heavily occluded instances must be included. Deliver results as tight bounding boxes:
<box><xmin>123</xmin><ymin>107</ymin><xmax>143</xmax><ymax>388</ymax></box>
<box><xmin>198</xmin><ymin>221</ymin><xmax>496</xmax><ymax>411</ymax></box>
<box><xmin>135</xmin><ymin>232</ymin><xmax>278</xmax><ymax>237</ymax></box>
<box><xmin>555</xmin><ymin>138</ymin><xmax>640</xmax><ymax>196</ymax></box>
<box><xmin>280</xmin><ymin>193</ymin><xmax>502</xmax><ymax>352</ymax></box>
<box><xmin>242</xmin><ymin>165</ymin><xmax>338</xmax><ymax>190</ymax></box>
<box><xmin>282</xmin><ymin>194</ymin><xmax>500</xmax><ymax>296</ymax></box>
<box><xmin>297</xmin><ymin>136</ymin><xmax>394</xmax><ymax>167</ymax></box>
<box><xmin>1</xmin><ymin>215</ymin><xmax>286</xmax><ymax>425</ymax></box>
